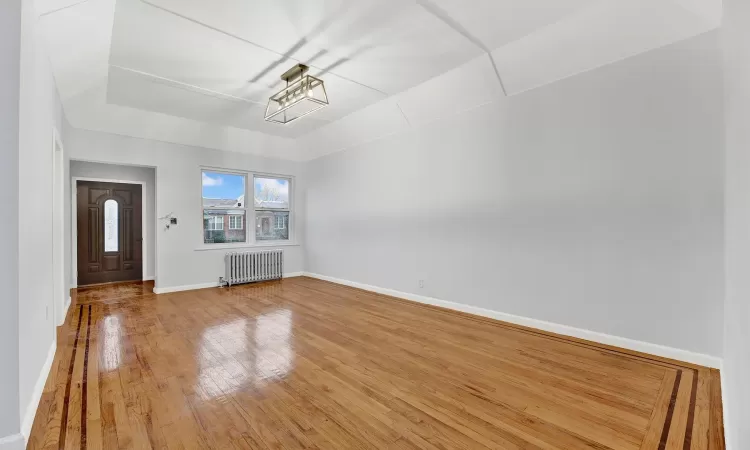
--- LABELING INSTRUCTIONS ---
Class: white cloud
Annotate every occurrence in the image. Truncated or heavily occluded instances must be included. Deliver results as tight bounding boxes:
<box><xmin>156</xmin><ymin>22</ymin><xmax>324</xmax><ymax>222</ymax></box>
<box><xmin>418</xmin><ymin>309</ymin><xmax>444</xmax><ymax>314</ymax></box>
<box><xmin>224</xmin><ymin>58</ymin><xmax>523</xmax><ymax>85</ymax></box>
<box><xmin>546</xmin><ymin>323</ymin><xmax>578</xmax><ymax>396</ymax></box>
<box><xmin>202</xmin><ymin>173</ymin><xmax>223</xmax><ymax>187</ymax></box>
<box><xmin>255</xmin><ymin>177</ymin><xmax>289</xmax><ymax>204</ymax></box>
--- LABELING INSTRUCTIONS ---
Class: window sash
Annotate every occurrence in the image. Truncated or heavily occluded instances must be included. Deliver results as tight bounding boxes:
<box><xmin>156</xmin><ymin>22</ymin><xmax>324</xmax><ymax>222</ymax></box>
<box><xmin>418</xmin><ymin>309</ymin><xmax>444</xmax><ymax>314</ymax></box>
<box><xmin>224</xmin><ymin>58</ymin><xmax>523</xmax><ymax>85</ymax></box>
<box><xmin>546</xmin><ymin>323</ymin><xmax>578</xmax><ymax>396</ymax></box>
<box><xmin>202</xmin><ymin>170</ymin><xmax>247</xmax><ymax>210</ymax></box>
<box><xmin>274</xmin><ymin>215</ymin><xmax>287</xmax><ymax>229</ymax></box>
<box><xmin>253</xmin><ymin>175</ymin><xmax>291</xmax><ymax>242</ymax></box>
<box><xmin>229</xmin><ymin>216</ymin><xmax>243</xmax><ymax>230</ymax></box>
<box><xmin>207</xmin><ymin>216</ymin><xmax>224</xmax><ymax>230</ymax></box>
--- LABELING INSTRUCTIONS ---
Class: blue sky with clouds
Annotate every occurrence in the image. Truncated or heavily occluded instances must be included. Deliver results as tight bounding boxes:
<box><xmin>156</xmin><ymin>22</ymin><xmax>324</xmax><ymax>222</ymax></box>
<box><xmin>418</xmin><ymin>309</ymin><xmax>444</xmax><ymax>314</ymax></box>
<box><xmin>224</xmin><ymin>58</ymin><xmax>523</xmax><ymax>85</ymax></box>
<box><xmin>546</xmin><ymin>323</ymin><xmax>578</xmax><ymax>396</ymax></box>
<box><xmin>201</xmin><ymin>171</ymin><xmax>244</xmax><ymax>200</ymax></box>
<box><xmin>202</xmin><ymin>171</ymin><xmax>289</xmax><ymax>204</ymax></box>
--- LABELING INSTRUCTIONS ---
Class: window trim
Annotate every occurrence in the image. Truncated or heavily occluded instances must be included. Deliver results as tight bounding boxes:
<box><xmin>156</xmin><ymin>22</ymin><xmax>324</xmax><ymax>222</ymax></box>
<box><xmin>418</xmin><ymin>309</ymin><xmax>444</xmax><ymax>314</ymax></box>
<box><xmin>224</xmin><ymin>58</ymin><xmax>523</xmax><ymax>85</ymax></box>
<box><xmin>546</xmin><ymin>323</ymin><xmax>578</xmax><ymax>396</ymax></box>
<box><xmin>228</xmin><ymin>215</ymin><xmax>243</xmax><ymax>230</ymax></box>
<box><xmin>253</xmin><ymin>174</ymin><xmax>291</xmax><ymax>242</ymax></box>
<box><xmin>206</xmin><ymin>216</ymin><xmax>224</xmax><ymax>231</ymax></box>
<box><xmin>202</xmin><ymin>169</ymin><xmax>245</xmax><ymax>244</ymax></box>
<box><xmin>274</xmin><ymin>215</ymin><xmax>288</xmax><ymax>230</ymax></box>
<box><xmin>200</xmin><ymin>167</ymin><xmax>294</xmax><ymax>247</ymax></box>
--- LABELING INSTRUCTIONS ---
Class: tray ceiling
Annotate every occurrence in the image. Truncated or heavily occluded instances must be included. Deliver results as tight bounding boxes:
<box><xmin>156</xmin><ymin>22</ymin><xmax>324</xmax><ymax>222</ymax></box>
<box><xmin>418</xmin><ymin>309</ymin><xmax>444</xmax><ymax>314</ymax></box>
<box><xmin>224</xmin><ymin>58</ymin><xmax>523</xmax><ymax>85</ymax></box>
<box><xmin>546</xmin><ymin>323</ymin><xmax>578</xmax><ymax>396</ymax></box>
<box><xmin>38</xmin><ymin>0</ymin><xmax>721</xmax><ymax>156</ymax></box>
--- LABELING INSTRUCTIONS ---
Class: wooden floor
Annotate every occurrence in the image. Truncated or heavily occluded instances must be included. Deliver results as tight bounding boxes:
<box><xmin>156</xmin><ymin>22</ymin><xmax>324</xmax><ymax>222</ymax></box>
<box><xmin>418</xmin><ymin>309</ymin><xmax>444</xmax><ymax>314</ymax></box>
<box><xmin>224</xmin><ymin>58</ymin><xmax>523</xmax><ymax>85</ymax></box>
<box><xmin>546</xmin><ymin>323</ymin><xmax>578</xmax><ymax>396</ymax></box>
<box><xmin>28</xmin><ymin>277</ymin><xmax>725</xmax><ymax>449</ymax></box>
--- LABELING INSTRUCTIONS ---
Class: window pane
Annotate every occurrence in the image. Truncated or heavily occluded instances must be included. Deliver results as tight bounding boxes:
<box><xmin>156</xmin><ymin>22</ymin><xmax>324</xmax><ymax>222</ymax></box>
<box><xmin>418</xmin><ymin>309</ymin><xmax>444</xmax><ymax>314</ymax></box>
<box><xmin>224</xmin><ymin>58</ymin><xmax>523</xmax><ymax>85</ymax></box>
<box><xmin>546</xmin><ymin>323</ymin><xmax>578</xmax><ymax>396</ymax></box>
<box><xmin>228</xmin><ymin>215</ymin><xmax>244</xmax><ymax>230</ymax></box>
<box><xmin>254</xmin><ymin>177</ymin><xmax>289</xmax><ymax>209</ymax></box>
<box><xmin>104</xmin><ymin>199</ymin><xmax>118</xmax><ymax>252</ymax></box>
<box><xmin>204</xmin><ymin>210</ymin><xmax>246</xmax><ymax>243</ymax></box>
<box><xmin>256</xmin><ymin>211</ymin><xmax>289</xmax><ymax>241</ymax></box>
<box><xmin>202</xmin><ymin>171</ymin><xmax>246</xmax><ymax>208</ymax></box>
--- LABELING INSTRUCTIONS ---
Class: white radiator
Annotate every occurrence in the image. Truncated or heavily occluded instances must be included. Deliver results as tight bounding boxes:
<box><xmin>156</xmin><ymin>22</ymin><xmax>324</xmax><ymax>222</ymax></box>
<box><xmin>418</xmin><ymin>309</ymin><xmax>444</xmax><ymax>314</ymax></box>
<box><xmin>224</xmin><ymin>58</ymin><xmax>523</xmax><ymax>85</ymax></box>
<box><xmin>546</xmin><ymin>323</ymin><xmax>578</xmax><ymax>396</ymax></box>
<box><xmin>224</xmin><ymin>250</ymin><xmax>283</xmax><ymax>286</ymax></box>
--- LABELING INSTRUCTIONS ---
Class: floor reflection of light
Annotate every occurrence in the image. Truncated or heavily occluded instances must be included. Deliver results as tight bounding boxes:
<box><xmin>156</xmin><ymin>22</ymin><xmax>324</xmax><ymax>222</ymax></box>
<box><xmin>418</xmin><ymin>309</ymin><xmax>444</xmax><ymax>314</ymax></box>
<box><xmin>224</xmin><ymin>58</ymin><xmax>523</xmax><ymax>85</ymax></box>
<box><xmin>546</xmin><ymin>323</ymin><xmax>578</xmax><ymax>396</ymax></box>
<box><xmin>196</xmin><ymin>310</ymin><xmax>294</xmax><ymax>400</ymax></box>
<box><xmin>198</xmin><ymin>318</ymin><xmax>249</xmax><ymax>400</ymax></box>
<box><xmin>101</xmin><ymin>315</ymin><xmax>122</xmax><ymax>372</ymax></box>
<box><xmin>254</xmin><ymin>310</ymin><xmax>293</xmax><ymax>383</ymax></box>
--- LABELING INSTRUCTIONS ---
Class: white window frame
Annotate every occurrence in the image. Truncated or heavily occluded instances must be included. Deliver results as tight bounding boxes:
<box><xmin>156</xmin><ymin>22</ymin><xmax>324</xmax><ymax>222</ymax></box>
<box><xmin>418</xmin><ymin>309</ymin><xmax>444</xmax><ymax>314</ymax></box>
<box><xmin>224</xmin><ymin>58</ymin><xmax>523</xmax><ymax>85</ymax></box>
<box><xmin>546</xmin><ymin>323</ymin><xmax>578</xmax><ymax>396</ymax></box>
<box><xmin>200</xmin><ymin>168</ymin><xmax>294</xmax><ymax>248</ymax></box>
<box><xmin>228</xmin><ymin>215</ymin><xmax>243</xmax><ymax>230</ymax></box>
<box><xmin>207</xmin><ymin>216</ymin><xmax>224</xmax><ymax>231</ymax></box>
<box><xmin>274</xmin><ymin>215</ymin><xmax>285</xmax><ymax>230</ymax></box>
<box><xmin>254</xmin><ymin>174</ymin><xmax>291</xmax><ymax>242</ymax></box>
<box><xmin>202</xmin><ymin>169</ymin><xmax>245</xmax><ymax>244</ymax></box>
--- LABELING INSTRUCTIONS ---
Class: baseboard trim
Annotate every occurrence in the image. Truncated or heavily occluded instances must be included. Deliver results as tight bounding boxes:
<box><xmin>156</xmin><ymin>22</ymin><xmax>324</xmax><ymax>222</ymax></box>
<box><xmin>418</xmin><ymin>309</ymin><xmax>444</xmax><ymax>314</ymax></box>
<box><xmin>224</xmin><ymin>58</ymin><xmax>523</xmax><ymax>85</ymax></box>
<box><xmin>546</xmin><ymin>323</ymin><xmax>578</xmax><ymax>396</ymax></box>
<box><xmin>153</xmin><ymin>272</ymin><xmax>304</xmax><ymax>294</ymax></box>
<box><xmin>720</xmin><ymin>363</ymin><xmax>732</xmax><ymax>450</ymax></box>
<box><xmin>302</xmin><ymin>272</ymin><xmax>722</xmax><ymax>369</ymax></box>
<box><xmin>20</xmin><ymin>339</ymin><xmax>57</xmax><ymax>441</ymax></box>
<box><xmin>0</xmin><ymin>434</ymin><xmax>24</xmax><ymax>450</ymax></box>
<box><xmin>153</xmin><ymin>282</ymin><xmax>219</xmax><ymax>294</ymax></box>
<box><xmin>58</xmin><ymin>296</ymin><xmax>71</xmax><ymax>327</ymax></box>
<box><xmin>143</xmin><ymin>276</ymin><xmax>155</xmax><ymax>281</ymax></box>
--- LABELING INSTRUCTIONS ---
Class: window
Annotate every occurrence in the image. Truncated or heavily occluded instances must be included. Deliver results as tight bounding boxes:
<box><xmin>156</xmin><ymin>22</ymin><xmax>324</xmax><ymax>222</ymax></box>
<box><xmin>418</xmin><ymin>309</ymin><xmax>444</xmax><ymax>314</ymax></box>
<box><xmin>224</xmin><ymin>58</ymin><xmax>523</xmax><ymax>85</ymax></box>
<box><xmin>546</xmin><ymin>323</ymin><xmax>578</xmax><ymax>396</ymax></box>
<box><xmin>254</xmin><ymin>176</ymin><xmax>290</xmax><ymax>241</ymax></box>
<box><xmin>206</xmin><ymin>216</ymin><xmax>224</xmax><ymax>230</ymax></box>
<box><xmin>274</xmin><ymin>215</ymin><xmax>287</xmax><ymax>230</ymax></box>
<box><xmin>229</xmin><ymin>215</ymin><xmax>243</xmax><ymax>230</ymax></box>
<box><xmin>104</xmin><ymin>199</ymin><xmax>118</xmax><ymax>252</ymax></box>
<box><xmin>202</xmin><ymin>170</ymin><xmax>246</xmax><ymax>243</ymax></box>
<box><xmin>202</xmin><ymin>170</ymin><xmax>292</xmax><ymax>245</ymax></box>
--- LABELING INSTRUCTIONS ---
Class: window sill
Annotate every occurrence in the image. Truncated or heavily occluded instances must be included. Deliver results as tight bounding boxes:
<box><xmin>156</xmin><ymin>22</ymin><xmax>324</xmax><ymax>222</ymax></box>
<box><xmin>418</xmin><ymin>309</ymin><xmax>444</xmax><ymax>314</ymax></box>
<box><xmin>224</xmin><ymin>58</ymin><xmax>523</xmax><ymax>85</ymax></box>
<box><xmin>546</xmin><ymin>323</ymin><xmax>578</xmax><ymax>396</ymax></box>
<box><xmin>194</xmin><ymin>242</ymin><xmax>299</xmax><ymax>252</ymax></box>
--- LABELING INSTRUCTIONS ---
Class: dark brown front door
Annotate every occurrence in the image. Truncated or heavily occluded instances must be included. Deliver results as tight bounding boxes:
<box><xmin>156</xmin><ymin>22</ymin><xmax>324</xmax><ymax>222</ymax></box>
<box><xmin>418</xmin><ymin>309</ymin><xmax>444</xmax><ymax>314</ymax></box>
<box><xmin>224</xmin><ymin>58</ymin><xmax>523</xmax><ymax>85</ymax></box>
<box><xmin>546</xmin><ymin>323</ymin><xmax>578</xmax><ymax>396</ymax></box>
<box><xmin>77</xmin><ymin>181</ymin><xmax>143</xmax><ymax>286</ymax></box>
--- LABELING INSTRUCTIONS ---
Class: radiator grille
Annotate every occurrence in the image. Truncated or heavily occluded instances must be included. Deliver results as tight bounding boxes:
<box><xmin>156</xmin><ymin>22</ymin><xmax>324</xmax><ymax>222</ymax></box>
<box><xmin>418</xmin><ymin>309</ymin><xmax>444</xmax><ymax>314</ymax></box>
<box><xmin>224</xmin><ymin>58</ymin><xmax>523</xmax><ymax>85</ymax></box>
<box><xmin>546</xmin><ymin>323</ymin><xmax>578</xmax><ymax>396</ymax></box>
<box><xmin>224</xmin><ymin>250</ymin><xmax>283</xmax><ymax>286</ymax></box>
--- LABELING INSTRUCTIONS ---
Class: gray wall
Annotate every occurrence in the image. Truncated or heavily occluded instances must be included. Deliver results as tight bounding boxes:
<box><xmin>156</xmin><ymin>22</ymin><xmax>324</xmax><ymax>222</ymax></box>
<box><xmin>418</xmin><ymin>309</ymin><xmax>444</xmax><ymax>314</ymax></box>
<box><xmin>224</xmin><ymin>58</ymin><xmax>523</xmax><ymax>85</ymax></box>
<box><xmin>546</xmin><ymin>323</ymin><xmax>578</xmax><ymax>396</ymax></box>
<box><xmin>17</xmin><ymin>0</ymin><xmax>66</xmax><ymax>438</ymax></box>
<box><xmin>64</xmin><ymin>126</ymin><xmax>307</xmax><ymax>291</ymax></box>
<box><xmin>0</xmin><ymin>0</ymin><xmax>22</xmax><ymax>442</ymax></box>
<box><xmin>722</xmin><ymin>0</ymin><xmax>750</xmax><ymax>446</ymax></box>
<box><xmin>69</xmin><ymin>161</ymin><xmax>157</xmax><ymax>285</ymax></box>
<box><xmin>306</xmin><ymin>31</ymin><xmax>725</xmax><ymax>357</ymax></box>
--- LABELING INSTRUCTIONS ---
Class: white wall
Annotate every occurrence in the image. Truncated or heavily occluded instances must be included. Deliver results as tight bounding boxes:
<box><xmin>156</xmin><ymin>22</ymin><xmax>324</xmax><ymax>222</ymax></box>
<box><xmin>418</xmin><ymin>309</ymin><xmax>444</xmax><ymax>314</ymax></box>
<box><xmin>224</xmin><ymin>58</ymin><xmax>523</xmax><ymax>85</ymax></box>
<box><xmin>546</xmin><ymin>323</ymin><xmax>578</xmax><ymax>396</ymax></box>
<box><xmin>305</xmin><ymin>31</ymin><xmax>725</xmax><ymax>358</ymax></box>
<box><xmin>16</xmin><ymin>0</ymin><xmax>65</xmax><ymax>442</ymax></box>
<box><xmin>64</xmin><ymin>126</ymin><xmax>306</xmax><ymax>291</ymax></box>
<box><xmin>722</xmin><ymin>0</ymin><xmax>750</xmax><ymax>446</ymax></box>
<box><xmin>62</xmin><ymin>115</ymin><xmax>72</xmax><ymax>294</ymax></box>
<box><xmin>69</xmin><ymin>161</ymin><xmax>157</xmax><ymax>284</ymax></box>
<box><xmin>0</xmin><ymin>0</ymin><xmax>22</xmax><ymax>445</ymax></box>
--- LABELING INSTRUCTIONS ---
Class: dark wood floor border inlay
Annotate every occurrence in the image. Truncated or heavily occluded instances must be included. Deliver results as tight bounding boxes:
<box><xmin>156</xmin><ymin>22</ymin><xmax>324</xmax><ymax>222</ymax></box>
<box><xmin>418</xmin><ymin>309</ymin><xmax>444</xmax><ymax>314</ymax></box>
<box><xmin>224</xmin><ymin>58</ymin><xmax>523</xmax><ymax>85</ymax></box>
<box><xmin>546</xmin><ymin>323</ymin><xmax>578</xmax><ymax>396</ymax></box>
<box><xmin>290</xmin><ymin>277</ymin><xmax>704</xmax><ymax>448</ymax></box>
<box><xmin>80</xmin><ymin>305</ymin><xmax>92</xmax><ymax>450</ymax></box>
<box><xmin>659</xmin><ymin>370</ymin><xmax>683</xmax><ymax>449</ymax></box>
<box><xmin>58</xmin><ymin>306</ymin><xmax>84</xmax><ymax>450</ymax></box>
<box><xmin>684</xmin><ymin>368</ymin><xmax>700</xmax><ymax>450</ymax></box>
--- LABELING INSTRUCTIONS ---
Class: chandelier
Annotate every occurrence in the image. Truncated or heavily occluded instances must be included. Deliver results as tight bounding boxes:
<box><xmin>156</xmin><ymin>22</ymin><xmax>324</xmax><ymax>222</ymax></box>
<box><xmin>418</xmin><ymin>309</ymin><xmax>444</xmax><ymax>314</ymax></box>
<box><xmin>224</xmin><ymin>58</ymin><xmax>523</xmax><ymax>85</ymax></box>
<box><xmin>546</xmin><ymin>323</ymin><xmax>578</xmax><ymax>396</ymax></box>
<box><xmin>264</xmin><ymin>64</ymin><xmax>329</xmax><ymax>125</ymax></box>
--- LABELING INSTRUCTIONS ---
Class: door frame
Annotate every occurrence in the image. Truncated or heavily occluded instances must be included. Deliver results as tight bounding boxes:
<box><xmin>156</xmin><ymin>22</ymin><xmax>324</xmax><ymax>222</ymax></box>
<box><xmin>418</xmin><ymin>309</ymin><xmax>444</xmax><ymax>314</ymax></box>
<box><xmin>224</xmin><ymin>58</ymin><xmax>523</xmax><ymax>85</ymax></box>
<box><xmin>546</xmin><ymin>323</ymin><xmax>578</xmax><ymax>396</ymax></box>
<box><xmin>71</xmin><ymin>177</ymin><xmax>149</xmax><ymax>287</ymax></box>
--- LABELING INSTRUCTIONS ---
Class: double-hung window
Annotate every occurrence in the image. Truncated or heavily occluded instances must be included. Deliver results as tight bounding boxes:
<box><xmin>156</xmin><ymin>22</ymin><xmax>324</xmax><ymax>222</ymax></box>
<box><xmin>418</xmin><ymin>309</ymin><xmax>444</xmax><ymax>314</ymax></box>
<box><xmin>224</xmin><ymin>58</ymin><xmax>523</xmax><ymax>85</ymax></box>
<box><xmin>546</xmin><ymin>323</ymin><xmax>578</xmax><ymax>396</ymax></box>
<box><xmin>228</xmin><ymin>215</ymin><xmax>243</xmax><ymax>230</ymax></box>
<box><xmin>202</xmin><ymin>170</ymin><xmax>246</xmax><ymax>244</ymax></box>
<box><xmin>202</xmin><ymin>169</ymin><xmax>291</xmax><ymax>245</ymax></box>
<box><xmin>207</xmin><ymin>216</ymin><xmax>224</xmax><ymax>230</ymax></box>
<box><xmin>254</xmin><ymin>176</ymin><xmax>290</xmax><ymax>241</ymax></box>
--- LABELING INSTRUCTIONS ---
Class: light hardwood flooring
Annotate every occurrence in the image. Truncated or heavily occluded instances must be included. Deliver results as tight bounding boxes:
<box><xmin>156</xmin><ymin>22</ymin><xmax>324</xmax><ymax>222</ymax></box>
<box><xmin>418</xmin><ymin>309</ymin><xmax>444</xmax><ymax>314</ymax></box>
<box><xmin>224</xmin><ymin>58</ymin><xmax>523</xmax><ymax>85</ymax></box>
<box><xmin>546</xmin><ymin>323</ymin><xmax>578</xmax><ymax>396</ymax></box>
<box><xmin>28</xmin><ymin>277</ymin><xmax>725</xmax><ymax>449</ymax></box>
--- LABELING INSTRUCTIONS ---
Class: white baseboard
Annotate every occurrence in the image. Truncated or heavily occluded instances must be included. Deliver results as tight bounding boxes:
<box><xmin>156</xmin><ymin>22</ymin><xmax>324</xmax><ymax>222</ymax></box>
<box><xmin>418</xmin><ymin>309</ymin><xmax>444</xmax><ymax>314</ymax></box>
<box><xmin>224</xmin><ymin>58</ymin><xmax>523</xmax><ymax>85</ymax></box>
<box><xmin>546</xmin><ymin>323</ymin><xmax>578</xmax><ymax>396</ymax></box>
<box><xmin>143</xmin><ymin>276</ymin><xmax>155</xmax><ymax>281</ymax></box>
<box><xmin>153</xmin><ymin>282</ymin><xmax>219</xmax><ymax>294</ymax></box>
<box><xmin>302</xmin><ymin>272</ymin><xmax>722</xmax><ymax>369</ymax></box>
<box><xmin>153</xmin><ymin>272</ymin><xmax>304</xmax><ymax>294</ymax></box>
<box><xmin>720</xmin><ymin>363</ymin><xmax>732</xmax><ymax>450</ymax></box>
<box><xmin>58</xmin><ymin>296</ymin><xmax>71</xmax><ymax>327</ymax></box>
<box><xmin>0</xmin><ymin>434</ymin><xmax>24</xmax><ymax>450</ymax></box>
<box><xmin>20</xmin><ymin>340</ymin><xmax>57</xmax><ymax>441</ymax></box>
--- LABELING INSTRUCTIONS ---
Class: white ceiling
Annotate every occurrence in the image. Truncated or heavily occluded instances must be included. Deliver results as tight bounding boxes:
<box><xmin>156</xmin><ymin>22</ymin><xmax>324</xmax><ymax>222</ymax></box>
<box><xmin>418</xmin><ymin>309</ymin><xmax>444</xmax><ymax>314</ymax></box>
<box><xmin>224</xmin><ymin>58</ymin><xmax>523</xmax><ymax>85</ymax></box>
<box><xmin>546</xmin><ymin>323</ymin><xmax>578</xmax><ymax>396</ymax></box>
<box><xmin>37</xmin><ymin>0</ymin><xmax>722</xmax><ymax>158</ymax></box>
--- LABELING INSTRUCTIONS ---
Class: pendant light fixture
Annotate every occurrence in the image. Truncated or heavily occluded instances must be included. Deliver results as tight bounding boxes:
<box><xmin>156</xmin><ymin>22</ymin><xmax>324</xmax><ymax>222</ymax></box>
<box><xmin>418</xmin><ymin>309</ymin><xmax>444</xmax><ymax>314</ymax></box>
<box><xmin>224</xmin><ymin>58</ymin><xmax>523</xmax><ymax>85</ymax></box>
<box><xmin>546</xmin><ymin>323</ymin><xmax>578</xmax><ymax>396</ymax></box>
<box><xmin>264</xmin><ymin>64</ymin><xmax>329</xmax><ymax>125</ymax></box>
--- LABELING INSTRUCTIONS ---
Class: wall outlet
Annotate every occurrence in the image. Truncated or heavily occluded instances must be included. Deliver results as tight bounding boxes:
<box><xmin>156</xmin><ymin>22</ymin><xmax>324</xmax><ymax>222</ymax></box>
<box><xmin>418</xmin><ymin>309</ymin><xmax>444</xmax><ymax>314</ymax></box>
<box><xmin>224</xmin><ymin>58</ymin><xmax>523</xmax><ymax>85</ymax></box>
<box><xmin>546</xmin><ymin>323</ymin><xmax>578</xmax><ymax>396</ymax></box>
<box><xmin>418</xmin><ymin>280</ymin><xmax>424</xmax><ymax>288</ymax></box>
